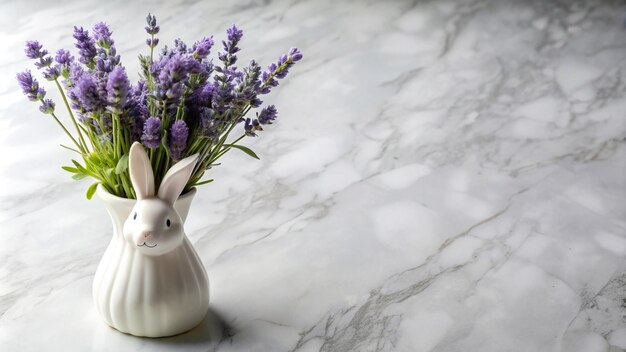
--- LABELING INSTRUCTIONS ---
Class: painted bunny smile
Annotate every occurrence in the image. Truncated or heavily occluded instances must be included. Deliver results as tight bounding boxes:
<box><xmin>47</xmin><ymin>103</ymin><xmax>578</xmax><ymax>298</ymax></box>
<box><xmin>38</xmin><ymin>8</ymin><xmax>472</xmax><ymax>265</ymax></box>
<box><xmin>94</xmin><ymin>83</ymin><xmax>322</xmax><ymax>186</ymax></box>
<box><xmin>137</xmin><ymin>242</ymin><xmax>157</xmax><ymax>248</ymax></box>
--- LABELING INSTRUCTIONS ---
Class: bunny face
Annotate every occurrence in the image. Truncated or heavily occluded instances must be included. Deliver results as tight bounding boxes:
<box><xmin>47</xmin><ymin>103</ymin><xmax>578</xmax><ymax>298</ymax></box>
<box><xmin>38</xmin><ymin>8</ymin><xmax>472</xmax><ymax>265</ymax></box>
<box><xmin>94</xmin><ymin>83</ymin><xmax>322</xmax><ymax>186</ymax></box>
<box><xmin>124</xmin><ymin>198</ymin><xmax>184</xmax><ymax>256</ymax></box>
<box><xmin>124</xmin><ymin>141</ymin><xmax>199</xmax><ymax>257</ymax></box>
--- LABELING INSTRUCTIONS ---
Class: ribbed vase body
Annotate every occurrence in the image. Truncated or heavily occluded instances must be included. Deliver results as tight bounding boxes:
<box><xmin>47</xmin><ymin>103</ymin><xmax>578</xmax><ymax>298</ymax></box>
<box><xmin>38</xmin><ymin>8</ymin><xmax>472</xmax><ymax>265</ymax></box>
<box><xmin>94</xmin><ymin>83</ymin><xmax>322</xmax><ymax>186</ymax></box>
<box><xmin>93</xmin><ymin>186</ymin><xmax>209</xmax><ymax>337</ymax></box>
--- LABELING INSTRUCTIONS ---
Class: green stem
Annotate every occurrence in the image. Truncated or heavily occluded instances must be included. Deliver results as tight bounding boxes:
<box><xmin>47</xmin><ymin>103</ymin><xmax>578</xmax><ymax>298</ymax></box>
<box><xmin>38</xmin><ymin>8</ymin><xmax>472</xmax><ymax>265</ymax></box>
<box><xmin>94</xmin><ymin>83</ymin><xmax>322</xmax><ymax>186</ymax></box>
<box><xmin>54</xmin><ymin>79</ymin><xmax>88</xmax><ymax>152</ymax></box>
<box><xmin>214</xmin><ymin>134</ymin><xmax>245</xmax><ymax>160</ymax></box>
<box><xmin>150</xmin><ymin>34</ymin><xmax>154</xmax><ymax>63</ymax></box>
<box><xmin>50</xmin><ymin>113</ymin><xmax>82</xmax><ymax>151</ymax></box>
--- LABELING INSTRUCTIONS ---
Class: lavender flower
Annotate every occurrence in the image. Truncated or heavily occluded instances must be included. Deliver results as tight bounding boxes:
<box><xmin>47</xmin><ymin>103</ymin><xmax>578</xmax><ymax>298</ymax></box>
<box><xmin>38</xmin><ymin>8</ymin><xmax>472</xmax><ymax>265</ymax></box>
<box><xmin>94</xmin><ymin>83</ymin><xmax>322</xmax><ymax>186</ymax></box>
<box><xmin>55</xmin><ymin>49</ymin><xmax>74</xmax><ymax>65</ymax></box>
<box><xmin>258</xmin><ymin>105</ymin><xmax>277</xmax><ymax>124</ymax></box>
<box><xmin>174</xmin><ymin>38</ymin><xmax>188</xmax><ymax>54</ymax></box>
<box><xmin>106</xmin><ymin>66</ymin><xmax>129</xmax><ymax>111</ymax></box>
<box><xmin>196</xmin><ymin>82</ymin><xmax>216</xmax><ymax>103</ymax></box>
<box><xmin>65</xmin><ymin>64</ymin><xmax>85</xmax><ymax>112</ymax></box>
<box><xmin>233</xmin><ymin>60</ymin><xmax>262</xmax><ymax>107</ymax></box>
<box><xmin>218</xmin><ymin>24</ymin><xmax>243</xmax><ymax>66</ymax></box>
<box><xmin>145</xmin><ymin>13</ymin><xmax>159</xmax><ymax>35</ymax></box>
<box><xmin>92</xmin><ymin>23</ymin><xmax>120</xmax><ymax>73</ymax></box>
<box><xmin>260</xmin><ymin>47</ymin><xmax>302</xmax><ymax>94</ymax></box>
<box><xmin>154</xmin><ymin>53</ymin><xmax>202</xmax><ymax>103</ymax></box>
<box><xmin>169</xmin><ymin>120</ymin><xmax>189</xmax><ymax>160</ymax></box>
<box><xmin>210</xmin><ymin>63</ymin><xmax>242</xmax><ymax>115</ymax></box>
<box><xmin>95</xmin><ymin>50</ymin><xmax>119</xmax><ymax>73</ymax></box>
<box><xmin>93</xmin><ymin>22</ymin><xmax>114</xmax><ymax>49</ymax></box>
<box><xmin>35</xmin><ymin>57</ymin><xmax>53</xmax><ymax>69</ymax></box>
<box><xmin>242</xmin><ymin>105</ymin><xmax>275</xmax><ymax>137</ymax></box>
<box><xmin>73</xmin><ymin>26</ymin><xmax>97</xmax><ymax>67</ymax></box>
<box><xmin>72</xmin><ymin>73</ymin><xmax>103</xmax><ymax>111</ymax></box>
<box><xmin>226</xmin><ymin>25</ymin><xmax>243</xmax><ymax>45</ymax></box>
<box><xmin>39</xmin><ymin>99</ymin><xmax>55</xmax><ymax>114</ymax></box>
<box><xmin>128</xmin><ymin>81</ymin><xmax>148</xmax><ymax>141</ymax></box>
<box><xmin>16</xmin><ymin>70</ymin><xmax>45</xmax><ymax>101</ymax></box>
<box><xmin>43</xmin><ymin>66</ymin><xmax>60</xmax><ymax>80</ymax></box>
<box><xmin>199</xmin><ymin>107</ymin><xmax>217</xmax><ymax>136</ymax></box>
<box><xmin>25</xmin><ymin>40</ymin><xmax>47</xmax><ymax>59</ymax></box>
<box><xmin>54</xmin><ymin>49</ymin><xmax>74</xmax><ymax>79</ymax></box>
<box><xmin>141</xmin><ymin>116</ymin><xmax>161</xmax><ymax>148</ymax></box>
<box><xmin>211</xmin><ymin>79</ymin><xmax>235</xmax><ymax>114</ymax></box>
<box><xmin>65</xmin><ymin>62</ymin><xmax>85</xmax><ymax>90</ymax></box>
<box><xmin>129</xmin><ymin>80</ymin><xmax>148</xmax><ymax>117</ymax></box>
<box><xmin>193</xmin><ymin>37</ymin><xmax>214</xmax><ymax>60</ymax></box>
<box><xmin>25</xmin><ymin>40</ymin><xmax>54</xmax><ymax>69</ymax></box>
<box><xmin>289</xmin><ymin>47</ymin><xmax>303</xmax><ymax>61</ymax></box>
<box><xmin>244</xmin><ymin>117</ymin><xmax>261</xmax><ymax>137</ymax></box>
<box><xmin>146</xmin><ymin>38</ymin><xmax>159</xmax><ymax>48</ymax></box>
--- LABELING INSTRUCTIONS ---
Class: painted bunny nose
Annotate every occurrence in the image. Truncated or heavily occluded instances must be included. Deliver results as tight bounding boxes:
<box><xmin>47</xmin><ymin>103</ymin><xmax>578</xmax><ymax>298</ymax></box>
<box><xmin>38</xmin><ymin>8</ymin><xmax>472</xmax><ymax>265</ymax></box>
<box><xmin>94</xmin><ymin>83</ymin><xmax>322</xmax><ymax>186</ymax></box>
<box><xmin>143</xmin><ymin>231</ymin><xmax>152</xmax><ymax>238</ymax></box>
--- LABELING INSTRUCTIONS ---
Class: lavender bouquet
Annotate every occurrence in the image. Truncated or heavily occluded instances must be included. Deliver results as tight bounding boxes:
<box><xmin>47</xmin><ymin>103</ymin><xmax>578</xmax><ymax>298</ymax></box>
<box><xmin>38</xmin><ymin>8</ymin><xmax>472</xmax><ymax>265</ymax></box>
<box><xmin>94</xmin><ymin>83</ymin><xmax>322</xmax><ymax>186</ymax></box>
<box><xmin>17</xmin><ymin>14</ymin><xmax>302</xmax><ymax>199</ymax></box>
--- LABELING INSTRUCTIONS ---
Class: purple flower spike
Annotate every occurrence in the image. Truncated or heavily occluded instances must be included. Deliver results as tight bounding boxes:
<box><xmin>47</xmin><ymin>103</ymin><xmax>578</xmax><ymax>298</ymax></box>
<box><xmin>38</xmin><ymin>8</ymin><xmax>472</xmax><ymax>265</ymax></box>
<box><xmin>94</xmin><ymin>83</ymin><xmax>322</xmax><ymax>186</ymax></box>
<box><xmin>244</xmin><ymin>117</ymin><xmax>261</xmax><ymax>137</ymax></box>
<box><xmin>17</xmin><ymin>70</ymin><xmax>45</xmax><ymax>101</ymax></box>
<box><xmin>25</xmin><ymin>40</ymin><xmax>47</xmax><ymax>59</ymax></box>
<box><xmin>169</xmin><ymin>120</ymin><xmax>189</xmax><ymax>160</ymax></box>
<box><xmin>258</xmin><ymin>105</ymin><xmax>277</xmax><ymax>124</ymax></box>
<box><xmin>193</xmin><ymin>37</ymin><xmax>214</xmax><ymax>60</ymax></box>
<box><xmin>43</xmin><ymin>66</ymin><xmax>60</xmax><ymax>80</ymax></box>
<box><xmin>260</xmin><ymin>47</ymin><xmax>303</xmax><ymax>94</ymax></box>
<box><xmin>25</xmin><ymin>41</ymin><xmax>54</xmax><ymax>69</ymax></box>
<box><xmin>106</xmin><ymin>66</ymin><xmax>129</xmax><ymax>109</ymax></box>
<box><xmin>72</xmin><ymin>74</ymin><xmax>102</xmax><ymax>111</ymax></box>
<box><xmin>91</xmin><ymin>22</ymin><xmax>120</xmax><ymax>73</ymax></box>
<box><xmin>218</xmin><ymin>24</ymin><xmax>243</xmax><ymax>66</ymax></box>
<box><xmin>145</xmin><ymin>13</ymin><xmax>159</xmax><ymax>35</ymax></box>
<box><xmin>55</xmin><ymin>49</ymin><xmax>74</xmax><ymax>66</ymax></box>
<box><xmin>39</xmin><ymin>99</ymin><xmax>55</xmax><ymax>114</ymax></box>
<box><xmin>226</xmin><ymin>24</ymin><xmax>243</xmax><ymax>44</ymax></box>
<box><xmin>199</xmin><ymin>107</ymin><xmax>217</xmax><ymax>136</ymax></box>
<box><xmin>73</xmin><ymin>26</ymin><xmax>97</xmax><ymax>67</ymax></box>
<box><xmin>93</xmin><ymin>22</ymin><xmax>114</xmax><ymax>49</ymax></box>
<box><xmin>68</xmin><ymin>62</ymin><xmax>85</xmax><ymax>86</ymax></box>
<box><xmin>153</xmin><ymin>53</ymin><xmax>202</xmax><ymax>104</ymax></box>
<box><xmin>174</xmin><ymin>38</ymin><xmax>188</xmax><ymax>54</ymax></box>
<box><xmin>141</xmin><ymin>116</ymin><xmax>162</xmax><ymax>148</ymax></box>
<box><xmin>34</xmin><ymin>56</ymin><xmax>53</xmax><ymax>69</ymax></box>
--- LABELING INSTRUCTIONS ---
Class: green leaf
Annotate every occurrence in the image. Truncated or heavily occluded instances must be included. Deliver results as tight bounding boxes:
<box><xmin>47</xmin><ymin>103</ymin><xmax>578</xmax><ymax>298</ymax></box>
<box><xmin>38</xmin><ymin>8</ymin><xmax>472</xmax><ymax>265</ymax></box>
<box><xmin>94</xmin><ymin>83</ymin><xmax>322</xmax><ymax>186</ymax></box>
<box><xmin>86</xmin><ymin>182</ymin><xmax>99</xmax><ymax>200</ymax></box>
<box><xmin>60</xmin><ymin>144</ymin><xmax>81</xmax><ymax>154</ymax></box>
<box><xmin>225</xmin><ymin>144</ymin><xmax>260</xmax><ymax>160</ymax></box>
<box><xmin>71</xmin><ymin>159</ymin><xmax>89</xmax><ymax>174</ymax></box>
<box><xmin>115</xmin><ymin>154</ymin><xmax>129</xmax><ymax>175</ymax></box>
<box><xmin>193</xmin><ymin>179</ymin><xmax>214</xmax><ymax>186</ymax></box>
<box><xmin>72</xmin><ymin>173</ymin><xmax>88</xmax><ymax>180</ymax></box>
<box><xmin>62</xmin><ymin>166</ymin><xmax>80</xmax><ymax>174</ymax></box>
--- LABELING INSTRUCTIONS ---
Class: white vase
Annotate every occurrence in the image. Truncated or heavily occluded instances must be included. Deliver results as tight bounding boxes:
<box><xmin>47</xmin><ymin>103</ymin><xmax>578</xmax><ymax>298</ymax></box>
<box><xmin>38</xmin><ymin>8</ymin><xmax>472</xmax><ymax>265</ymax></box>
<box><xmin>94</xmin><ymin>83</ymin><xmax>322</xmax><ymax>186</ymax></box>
<box><xmin>93</xmin><ymin>185</ymin><xmax>210</xmax><ymax>337</ymax></box>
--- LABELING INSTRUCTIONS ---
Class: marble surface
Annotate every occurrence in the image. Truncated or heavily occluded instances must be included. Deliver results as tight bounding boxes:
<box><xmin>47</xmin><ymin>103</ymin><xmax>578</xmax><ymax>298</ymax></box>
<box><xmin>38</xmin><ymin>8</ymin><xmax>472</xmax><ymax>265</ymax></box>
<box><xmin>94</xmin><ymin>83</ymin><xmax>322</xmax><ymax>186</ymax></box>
<box><xmin>1</xmin><ymin>0</ymin><xmax>626</xmax><ymax>351</ymax></box>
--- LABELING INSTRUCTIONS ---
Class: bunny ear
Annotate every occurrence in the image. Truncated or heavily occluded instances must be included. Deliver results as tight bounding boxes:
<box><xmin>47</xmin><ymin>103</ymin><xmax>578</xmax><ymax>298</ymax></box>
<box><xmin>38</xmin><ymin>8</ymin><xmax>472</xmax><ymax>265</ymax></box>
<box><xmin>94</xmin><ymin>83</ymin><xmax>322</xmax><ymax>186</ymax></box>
<box><xmin>129</xmin><ymin>142</ymin><xmax>155</xmax><ymax>200</ymax></box>
<box><xmin>157</xmin><ymin>153</ymin><xmax>199</xmax><ymax>204</ymax></box>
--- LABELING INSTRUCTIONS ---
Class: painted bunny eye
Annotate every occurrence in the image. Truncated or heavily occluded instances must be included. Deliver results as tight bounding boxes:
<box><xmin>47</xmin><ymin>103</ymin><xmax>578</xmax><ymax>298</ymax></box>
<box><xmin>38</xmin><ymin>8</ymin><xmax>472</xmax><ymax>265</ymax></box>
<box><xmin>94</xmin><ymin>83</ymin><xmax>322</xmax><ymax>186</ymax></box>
<box><xmin>133</xmin><ymin>212</ymin><xmax>137</xmax><ymax>220</ymax></box>
<box><xmin>166</xmin><ymin>219</ymin><xmax>171</xmax><ymax>227</ymax></box>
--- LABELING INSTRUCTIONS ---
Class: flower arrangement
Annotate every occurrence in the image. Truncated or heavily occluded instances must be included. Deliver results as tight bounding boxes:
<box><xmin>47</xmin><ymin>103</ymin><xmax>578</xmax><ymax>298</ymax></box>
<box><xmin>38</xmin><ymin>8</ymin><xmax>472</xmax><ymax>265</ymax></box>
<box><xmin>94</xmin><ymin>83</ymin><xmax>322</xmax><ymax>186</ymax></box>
<box><xmin>17</xmin><ymin>14</ymin><xmax>302</xmax><ymax>199</ymax></box>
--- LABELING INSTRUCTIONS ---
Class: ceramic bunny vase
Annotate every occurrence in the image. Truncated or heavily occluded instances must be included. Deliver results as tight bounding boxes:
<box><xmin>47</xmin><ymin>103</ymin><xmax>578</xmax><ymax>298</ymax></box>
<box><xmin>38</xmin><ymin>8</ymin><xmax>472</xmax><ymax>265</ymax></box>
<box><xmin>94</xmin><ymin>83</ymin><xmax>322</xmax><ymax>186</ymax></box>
<box><xmin>93</xmin><ymin>142</ymin><xmax>210</xmax><ymax>337</ymax></box>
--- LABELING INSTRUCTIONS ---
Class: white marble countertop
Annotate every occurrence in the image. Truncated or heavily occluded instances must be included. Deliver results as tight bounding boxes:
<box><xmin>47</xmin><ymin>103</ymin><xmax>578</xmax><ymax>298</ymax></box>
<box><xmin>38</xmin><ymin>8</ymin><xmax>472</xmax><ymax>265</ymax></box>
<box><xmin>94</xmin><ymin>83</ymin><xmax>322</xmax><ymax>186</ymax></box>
<box><xmin>1</xmin><ymin>0</ymin><xmax>626</xmax><ymax>351</ymax></box>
